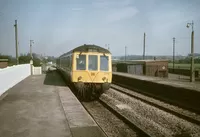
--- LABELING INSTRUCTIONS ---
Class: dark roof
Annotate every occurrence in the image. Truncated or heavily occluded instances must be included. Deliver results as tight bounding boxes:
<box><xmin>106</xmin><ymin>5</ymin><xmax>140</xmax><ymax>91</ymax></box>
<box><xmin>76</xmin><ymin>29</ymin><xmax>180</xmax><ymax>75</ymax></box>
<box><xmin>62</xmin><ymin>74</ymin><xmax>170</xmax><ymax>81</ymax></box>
<box><xmin>72</xmin><ymin>44</ymin><xmax>110</xmax><ymax>53</ymax></box>
<box><xmin>60</xmin><ymin>44</ymin><xmax>110</xmax><ymax>57</ymax></box>
<box><xmin>112</xmin><ymin>60</ymin><xmax>168</xmax><ymax>65</ymax></box>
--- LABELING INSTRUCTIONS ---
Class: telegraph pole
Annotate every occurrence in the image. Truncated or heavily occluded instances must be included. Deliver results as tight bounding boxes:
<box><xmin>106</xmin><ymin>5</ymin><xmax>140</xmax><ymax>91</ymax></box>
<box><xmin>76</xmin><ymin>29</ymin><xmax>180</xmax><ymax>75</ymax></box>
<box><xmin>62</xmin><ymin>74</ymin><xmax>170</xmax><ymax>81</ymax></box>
<box><xmin>186</xmin><ymin>20</ymin><xmax>195</xmax><ymax>82</ymax></box>
<box><xmin>14</xmin><ymin>20</ymin><xmax>19</xmax><ymax>65</ymax></box>
<box><xmin>125</xmin><ymin>46</ymin><xmax>127</xmax><ymax>61</ymax></box>
<box><xmin>191</xmin><ymin>25</ymin><xmax>195</xmax><ymax>82</ymax></box>
<box><xmin>143</xmin><ymin>32</ymin><xmax>146</xmax><ymax>60</ymax></box>
<box><xmin>173</xmin><ymin>37</ymin><xmax>175</xmax><ymax>72</ymax></box>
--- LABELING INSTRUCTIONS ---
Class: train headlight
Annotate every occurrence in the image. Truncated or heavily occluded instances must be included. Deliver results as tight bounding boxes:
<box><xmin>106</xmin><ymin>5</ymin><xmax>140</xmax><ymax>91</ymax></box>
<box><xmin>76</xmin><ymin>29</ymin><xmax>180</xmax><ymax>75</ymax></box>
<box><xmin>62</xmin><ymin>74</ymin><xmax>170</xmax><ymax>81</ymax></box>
<box><xmin>102</xmin><ymin>77</ymin><xmax>106</xmax><ymax>81</ymax></box>
<box><xmin>78</xmin><ymin>76</ymin><xmax>82</xmax><ymax>81</ymax></box>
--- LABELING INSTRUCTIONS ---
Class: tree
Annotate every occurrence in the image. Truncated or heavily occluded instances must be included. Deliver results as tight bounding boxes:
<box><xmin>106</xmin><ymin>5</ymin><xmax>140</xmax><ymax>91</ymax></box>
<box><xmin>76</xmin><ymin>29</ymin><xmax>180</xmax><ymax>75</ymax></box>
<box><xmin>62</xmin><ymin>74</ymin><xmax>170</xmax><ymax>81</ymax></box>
<box><xmin>33</xmin><ymin>58</ymin><xmax>41</xmax><ymax>66</ymax></box>
<box><xmin>0</xmin><ymin>54</ymin><xmax>16</xmax><ymax>66</ymax></box>
<box><xmin>18</xmin><ymin>53</ymin><xmax>42</xmax><ymax>66</ymax></box>
<box><xmin>19</xmin><ymin>54</ymin><xmax>31</xmax><ymax>64</ymax></box>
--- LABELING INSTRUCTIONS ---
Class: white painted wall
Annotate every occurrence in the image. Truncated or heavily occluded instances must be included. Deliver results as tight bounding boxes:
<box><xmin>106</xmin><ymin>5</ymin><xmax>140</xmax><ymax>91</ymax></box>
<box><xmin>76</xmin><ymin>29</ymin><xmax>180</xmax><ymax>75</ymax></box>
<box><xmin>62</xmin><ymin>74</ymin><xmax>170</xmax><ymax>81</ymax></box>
<box><xmin>33</xmin><ymin>66</ymin><xmax>42</xmax><ymax>75</ymax></box>
<box><xmin>0</xmin><ymin>64</ymin><xmax>31</xmax><ymax>96</ymax></box>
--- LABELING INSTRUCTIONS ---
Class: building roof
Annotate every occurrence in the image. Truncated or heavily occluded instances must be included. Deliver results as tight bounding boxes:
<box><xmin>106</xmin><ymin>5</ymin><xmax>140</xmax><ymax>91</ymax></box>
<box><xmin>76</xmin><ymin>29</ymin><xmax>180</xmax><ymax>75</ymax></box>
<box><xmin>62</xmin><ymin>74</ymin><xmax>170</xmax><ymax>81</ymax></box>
<box><xmin>113</xmin><ymin>59</ymin><xmax>169</xmax><ymax>65</ymax></box>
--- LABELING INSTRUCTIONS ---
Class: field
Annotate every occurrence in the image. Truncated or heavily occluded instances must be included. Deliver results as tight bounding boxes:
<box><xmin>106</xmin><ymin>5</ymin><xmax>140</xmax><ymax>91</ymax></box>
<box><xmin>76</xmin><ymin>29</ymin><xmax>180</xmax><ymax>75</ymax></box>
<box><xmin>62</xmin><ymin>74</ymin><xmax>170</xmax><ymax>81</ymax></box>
<box><xmin>168</xmin><ymin>63</ymin><xmax>200</xmax><ymax>70</ymax></box>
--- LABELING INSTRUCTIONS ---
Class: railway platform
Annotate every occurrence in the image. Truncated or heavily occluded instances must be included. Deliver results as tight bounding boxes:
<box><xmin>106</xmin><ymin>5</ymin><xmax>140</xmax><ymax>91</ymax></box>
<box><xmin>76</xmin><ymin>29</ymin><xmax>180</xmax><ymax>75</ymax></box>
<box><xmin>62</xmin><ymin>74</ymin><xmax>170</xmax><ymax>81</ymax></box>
<box><xmin>113</xmin><ymin>72</ymin><xmax>200</xmax><ymax>91</ymax></box>
<box><xmin>112</xmin><ymin>72</ymin><xmax>200</xmax><ymax>113</ymax></box>
<box><xmin>0</xmin><ymin>71</ymin><xmax>106</xmax><ymax>137</ymax></box>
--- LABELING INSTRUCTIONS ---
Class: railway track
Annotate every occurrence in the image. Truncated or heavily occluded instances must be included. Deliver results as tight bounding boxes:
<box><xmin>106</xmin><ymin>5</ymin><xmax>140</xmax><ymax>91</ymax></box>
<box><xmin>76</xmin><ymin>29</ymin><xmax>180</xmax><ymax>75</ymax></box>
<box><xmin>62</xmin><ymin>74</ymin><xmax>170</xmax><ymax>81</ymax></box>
<box><xmin>59</xmin><ymin>69</ymin><xmax>200</xmax><ymax>136</ymax></box>
<box><xmin>111</xmin><ymin>84</ymin><xmax>200</xmax><ymax>125</ymax></box>
<box><xmin>96</xmin><ymin>84</ymin><xmax>200</xmax><ymax>137</ymax></box>
<box><xmin>80</xmin><ymin>84</ymin><xmax>200</xmax><ymax>136</ymax></box>
<box><xmin>82</xmin><ymin>100</ymin><xmax>148</xmax><ymax>137</ymax></box>
<box><xmin>74</xmin><ymin>80</ymin><xmax>200</xmax><ymax>136</ymax></box>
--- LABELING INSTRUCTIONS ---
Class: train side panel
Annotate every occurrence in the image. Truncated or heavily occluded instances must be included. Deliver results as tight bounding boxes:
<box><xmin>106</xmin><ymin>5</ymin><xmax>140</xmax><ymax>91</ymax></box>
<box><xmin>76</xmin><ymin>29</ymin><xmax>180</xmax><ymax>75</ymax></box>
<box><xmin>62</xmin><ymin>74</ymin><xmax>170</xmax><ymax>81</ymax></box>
<box><xmin>58</xmin><ymin>53</ymin><xmax>73</xmax><ymax>82</ymax></box>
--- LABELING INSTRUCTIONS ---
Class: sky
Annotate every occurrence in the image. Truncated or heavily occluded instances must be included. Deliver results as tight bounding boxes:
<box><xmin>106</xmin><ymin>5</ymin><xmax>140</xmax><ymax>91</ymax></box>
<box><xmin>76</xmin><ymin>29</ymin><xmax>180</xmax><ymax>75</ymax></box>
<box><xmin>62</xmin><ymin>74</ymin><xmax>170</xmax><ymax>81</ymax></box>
<box><xmin>0</xmin><ymin>0</ymin><xmax>200</xmax><ymax>57</ymax></box>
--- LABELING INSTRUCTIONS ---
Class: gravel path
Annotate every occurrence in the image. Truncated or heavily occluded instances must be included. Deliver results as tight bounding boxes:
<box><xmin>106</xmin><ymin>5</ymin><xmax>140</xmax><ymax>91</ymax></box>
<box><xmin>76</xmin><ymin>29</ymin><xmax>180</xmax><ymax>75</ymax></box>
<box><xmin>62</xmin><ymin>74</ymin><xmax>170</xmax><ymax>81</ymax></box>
<box><xmin>82</xmin><ymin>101</ymin><xmax>147</xmax><ymax>137</ymax></box>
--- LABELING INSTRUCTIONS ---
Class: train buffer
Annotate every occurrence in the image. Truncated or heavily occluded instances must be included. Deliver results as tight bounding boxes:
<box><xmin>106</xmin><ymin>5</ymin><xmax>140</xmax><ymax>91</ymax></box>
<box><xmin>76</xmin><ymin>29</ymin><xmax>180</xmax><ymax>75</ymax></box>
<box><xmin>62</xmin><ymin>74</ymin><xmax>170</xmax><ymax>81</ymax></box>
<box><xmin>0</xmin><ymin>71</ymin><xmax>106</xmax><ymax>137</ymax></box>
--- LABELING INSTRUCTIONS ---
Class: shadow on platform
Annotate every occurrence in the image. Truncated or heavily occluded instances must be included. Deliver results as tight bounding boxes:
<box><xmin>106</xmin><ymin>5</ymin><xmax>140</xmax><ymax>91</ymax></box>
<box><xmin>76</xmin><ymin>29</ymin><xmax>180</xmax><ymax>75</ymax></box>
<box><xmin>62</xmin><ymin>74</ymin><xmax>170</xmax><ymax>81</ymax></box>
<box><xmin>43</xmin><ymin>70</ymin><xmax>66</xmax><ymax>86</ymax></box>
<box><xmin>43</xmin><ymin>70</ymin><xmax>100</xmax><ymax>102</ymax></box>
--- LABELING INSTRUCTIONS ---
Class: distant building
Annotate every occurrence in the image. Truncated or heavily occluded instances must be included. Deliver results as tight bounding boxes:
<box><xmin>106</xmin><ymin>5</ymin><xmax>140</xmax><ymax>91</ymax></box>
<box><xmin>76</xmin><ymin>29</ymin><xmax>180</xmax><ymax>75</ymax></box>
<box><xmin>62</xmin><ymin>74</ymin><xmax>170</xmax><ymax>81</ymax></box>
<box><xmin>0</xmin><ymin>59</ymin><xmax>9</xmax><ymax>68</ymax></box>
<box><xmin>47</xmin><ymin>62</ymin><xmax>53</xmax><ymax>65</ymax></box>
<box><xmin>188</xmin><ymin>53</ymin><xmax>200</xmax><ymax>57</ymax></box>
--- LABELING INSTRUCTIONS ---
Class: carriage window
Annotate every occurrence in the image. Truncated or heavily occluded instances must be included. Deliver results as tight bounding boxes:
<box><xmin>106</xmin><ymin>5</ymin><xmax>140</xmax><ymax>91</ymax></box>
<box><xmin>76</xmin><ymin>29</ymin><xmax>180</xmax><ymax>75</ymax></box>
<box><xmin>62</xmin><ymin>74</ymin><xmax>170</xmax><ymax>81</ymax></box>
<box><xmin>100</xmin><ymin>56</ymin><xmax>109</xmax><ymax>71</ymax></box>
<box><xmin>76</xmin><ymin>55</ymin><xmax>86</xmax><ymax>70</ymax></box>
<box><xmin>88</xmin><ymin>55</ymin><xmax>98</xmax><ymax>71</ymax></box>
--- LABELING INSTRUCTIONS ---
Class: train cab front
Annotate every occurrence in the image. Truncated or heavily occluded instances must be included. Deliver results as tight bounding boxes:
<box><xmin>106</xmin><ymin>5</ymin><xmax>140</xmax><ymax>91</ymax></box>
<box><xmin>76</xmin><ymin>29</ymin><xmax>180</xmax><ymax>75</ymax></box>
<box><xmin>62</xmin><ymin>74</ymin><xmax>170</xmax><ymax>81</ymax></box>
<box><xmin>72</xmin><ymin>52</ymin><xmax>112</xmax><ymax>100</ymax></box>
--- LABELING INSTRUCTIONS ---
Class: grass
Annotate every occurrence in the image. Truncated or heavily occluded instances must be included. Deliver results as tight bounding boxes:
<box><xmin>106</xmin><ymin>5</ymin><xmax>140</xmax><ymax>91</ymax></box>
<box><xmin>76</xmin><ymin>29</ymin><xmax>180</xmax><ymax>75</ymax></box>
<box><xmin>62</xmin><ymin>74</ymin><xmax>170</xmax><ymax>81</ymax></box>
<box><xmin>168</xmin><ymin>63</ymin><xmax>200</xmax><ymax>70</ymax></box>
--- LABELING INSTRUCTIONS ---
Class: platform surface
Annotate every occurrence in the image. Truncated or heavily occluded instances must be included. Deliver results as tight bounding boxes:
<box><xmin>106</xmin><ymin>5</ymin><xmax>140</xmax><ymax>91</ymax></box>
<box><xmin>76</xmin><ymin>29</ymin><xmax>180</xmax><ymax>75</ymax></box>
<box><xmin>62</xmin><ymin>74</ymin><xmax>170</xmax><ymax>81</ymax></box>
<box><xmin>0</xmin><ymin>71</ymin><xmax>106</xmax><ymax>137</ymax></box>
<box><xmin>113</xmin><ymin>72</ymin><xmax>200</xmax><ymax>92</ymax></box>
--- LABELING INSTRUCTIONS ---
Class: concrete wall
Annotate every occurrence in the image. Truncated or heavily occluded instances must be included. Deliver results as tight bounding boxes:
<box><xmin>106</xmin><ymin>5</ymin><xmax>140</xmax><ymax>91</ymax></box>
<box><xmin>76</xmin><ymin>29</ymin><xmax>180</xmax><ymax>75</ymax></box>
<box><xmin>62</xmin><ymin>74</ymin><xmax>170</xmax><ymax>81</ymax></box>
<box><xmin>0</xmin><ymin>64</ymin><xmax>31</xmax><ymax>96</ymax></box>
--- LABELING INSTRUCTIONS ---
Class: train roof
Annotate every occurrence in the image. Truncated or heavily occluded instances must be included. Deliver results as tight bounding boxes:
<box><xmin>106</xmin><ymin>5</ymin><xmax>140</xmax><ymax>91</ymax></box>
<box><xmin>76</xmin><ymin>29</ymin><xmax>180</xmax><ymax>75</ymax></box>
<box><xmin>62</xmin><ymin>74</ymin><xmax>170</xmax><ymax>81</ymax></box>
<box><xmin>73</xmin><ymin>44</ymin><xmax>110</xmax><ymax>53</ymax></box>
<box><xmin>59</xmin><ymin>44</ymin><xmax>110</xmax><ymax>57</ymax></box>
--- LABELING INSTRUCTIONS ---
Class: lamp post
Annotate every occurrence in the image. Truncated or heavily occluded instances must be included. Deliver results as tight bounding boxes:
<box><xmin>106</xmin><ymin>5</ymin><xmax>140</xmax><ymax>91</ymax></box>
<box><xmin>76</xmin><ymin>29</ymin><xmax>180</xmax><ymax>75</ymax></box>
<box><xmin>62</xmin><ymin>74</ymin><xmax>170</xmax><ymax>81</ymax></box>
<box><xmin>186</xmin><ymin>20</ymin><xmax>195</xmax><ymax>82</ymax></box>
<box><xmin>143</xmin><ymin>32</ymin><xmax>146</xmax><ymax>60</ymax></box>
<box><xmin>125</xmin><ymin>46</ymin><xmax>127</xmax><ymax>61</ymax></box>
<box><xmin>173</xmin><ymin>37</ymin><xmax>175</xmax><ymax>72</ymax></box>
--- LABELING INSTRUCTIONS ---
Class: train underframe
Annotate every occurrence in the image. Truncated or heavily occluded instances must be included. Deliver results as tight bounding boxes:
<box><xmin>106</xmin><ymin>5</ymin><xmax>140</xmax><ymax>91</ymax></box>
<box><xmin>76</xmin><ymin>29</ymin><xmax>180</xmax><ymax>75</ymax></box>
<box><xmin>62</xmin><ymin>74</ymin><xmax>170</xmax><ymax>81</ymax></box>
<box><xmin>74</xmin><ymin>82</ymin><xmax>111</xmax><ymax>100</ymax></box>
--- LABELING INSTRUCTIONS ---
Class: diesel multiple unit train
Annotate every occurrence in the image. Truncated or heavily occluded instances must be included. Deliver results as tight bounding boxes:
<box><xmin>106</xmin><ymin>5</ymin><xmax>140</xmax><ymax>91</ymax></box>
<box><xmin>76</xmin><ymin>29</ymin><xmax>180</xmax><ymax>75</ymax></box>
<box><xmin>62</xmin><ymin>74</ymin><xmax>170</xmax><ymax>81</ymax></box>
<box><xmin>56</xmin><ymin>44</ymin><xmax>112</xmax><ymax>100</ymax></box>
